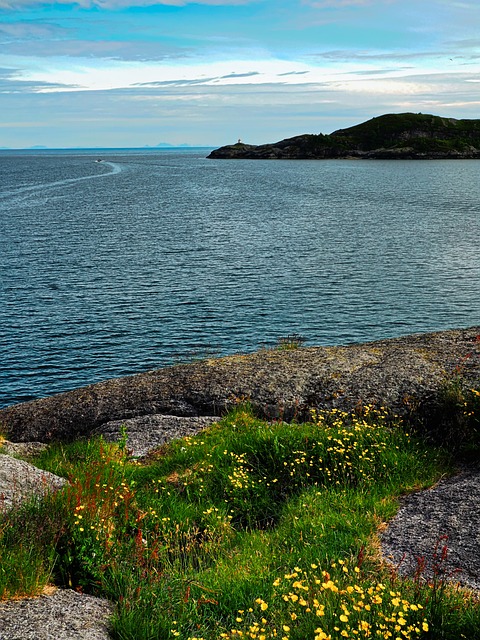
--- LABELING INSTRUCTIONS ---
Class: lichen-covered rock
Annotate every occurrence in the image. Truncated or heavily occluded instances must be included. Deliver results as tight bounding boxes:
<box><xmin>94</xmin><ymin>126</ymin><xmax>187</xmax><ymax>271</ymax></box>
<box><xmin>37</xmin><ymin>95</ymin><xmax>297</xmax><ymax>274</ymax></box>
<box><xmin>0</xmin><ymin>588</ymin><xmax>113</xmax><ymax>640</ymax></box>
<box><xmin>1</xmin><ymin>441</ymin><xmax>49</xmax><ymax>459</ymax></box>
<box><xmin>93</xmin><ymin>414</ymin><xmax>221</xmax><ymax>458</ymax></box>
<box><xmin>0</xmin><ymin>454</ymin><xmax>66</xmax><ymax>511</ymax></box>
<box><xmin>0</xmin><ymin>327</ymin><xmax>478</xmax><ymax>444</ymax></box>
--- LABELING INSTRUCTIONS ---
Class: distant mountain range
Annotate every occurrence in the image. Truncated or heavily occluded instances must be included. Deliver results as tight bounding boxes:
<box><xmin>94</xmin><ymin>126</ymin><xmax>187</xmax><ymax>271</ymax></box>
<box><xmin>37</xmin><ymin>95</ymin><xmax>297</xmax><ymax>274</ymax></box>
<box><xmin>208</xmin><ymin>113</ymin><xmax>480</xmax><ymax>160</ymax></box>
<box><xmin>0</xmin><ymin>143</ymin><xmax>200</xmax><ymax>151</ymax></box>
<box><xmin>146</xmin><ymin>142</ymin><xmax>194</xmax><ymax>148</ymax></box>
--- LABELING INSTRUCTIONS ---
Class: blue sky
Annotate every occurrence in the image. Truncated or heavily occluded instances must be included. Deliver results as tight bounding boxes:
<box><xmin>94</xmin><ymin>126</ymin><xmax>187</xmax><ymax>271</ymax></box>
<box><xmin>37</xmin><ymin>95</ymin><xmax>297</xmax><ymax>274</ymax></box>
<box><xmin>1</xmin><ymin>0</ymin><xmax>479</xmax><ymax>147</ymax></box>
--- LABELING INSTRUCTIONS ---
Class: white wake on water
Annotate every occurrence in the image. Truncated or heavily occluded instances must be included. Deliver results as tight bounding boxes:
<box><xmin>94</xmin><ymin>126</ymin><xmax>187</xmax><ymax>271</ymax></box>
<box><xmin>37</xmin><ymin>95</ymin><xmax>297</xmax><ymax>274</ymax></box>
<box><xmin>0</xmin><ymin>161</ymin><xmax>122</xmax><ymax>199</ymax></box>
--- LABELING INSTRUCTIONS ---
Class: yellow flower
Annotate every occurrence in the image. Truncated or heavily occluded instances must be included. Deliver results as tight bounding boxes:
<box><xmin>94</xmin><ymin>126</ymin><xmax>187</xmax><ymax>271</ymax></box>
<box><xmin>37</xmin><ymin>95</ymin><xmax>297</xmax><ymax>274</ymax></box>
<box><xmin>255</xmin><ymin>598</ymin><xmax>268</xmax><ymax>611</ymax></box>
<box><xmin>422</xmin><ymin>621</ymin><xmax>429</xmax><ymax>632</ymax></box>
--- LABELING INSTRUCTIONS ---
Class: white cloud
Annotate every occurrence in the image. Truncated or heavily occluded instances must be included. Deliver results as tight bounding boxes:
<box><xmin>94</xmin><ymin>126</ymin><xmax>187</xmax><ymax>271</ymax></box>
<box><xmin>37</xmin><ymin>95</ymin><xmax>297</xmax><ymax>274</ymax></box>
<box><xmin>2</xmin><ymin>57</ymin><xmax>319</xmax><ymax>92</ymax></box>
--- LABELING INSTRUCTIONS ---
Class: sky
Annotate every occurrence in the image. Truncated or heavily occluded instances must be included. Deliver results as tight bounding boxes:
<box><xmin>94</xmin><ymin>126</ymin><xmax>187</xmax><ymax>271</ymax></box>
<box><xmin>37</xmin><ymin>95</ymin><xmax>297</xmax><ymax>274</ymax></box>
<box><xmin>1</xmin><ymin>0</ymin><xmax>480</xmax><ymax>148</ymax></box>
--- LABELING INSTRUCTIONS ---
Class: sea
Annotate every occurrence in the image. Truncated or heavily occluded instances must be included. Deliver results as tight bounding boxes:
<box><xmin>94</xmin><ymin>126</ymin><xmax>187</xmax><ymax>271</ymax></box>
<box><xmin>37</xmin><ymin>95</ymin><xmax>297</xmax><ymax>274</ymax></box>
<box><xmin>0</xmin><ymin>148</ymin><xmax>479</xmax><ymax>408</ymax></box>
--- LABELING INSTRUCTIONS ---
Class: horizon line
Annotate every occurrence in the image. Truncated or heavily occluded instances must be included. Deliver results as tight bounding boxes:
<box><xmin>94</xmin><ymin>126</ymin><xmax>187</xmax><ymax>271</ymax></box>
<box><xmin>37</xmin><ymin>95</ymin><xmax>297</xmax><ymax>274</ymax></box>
<box><xmin>0</xmin><ymin>145</ymin><xmax>215</xmax><ymax>151</ymax></box>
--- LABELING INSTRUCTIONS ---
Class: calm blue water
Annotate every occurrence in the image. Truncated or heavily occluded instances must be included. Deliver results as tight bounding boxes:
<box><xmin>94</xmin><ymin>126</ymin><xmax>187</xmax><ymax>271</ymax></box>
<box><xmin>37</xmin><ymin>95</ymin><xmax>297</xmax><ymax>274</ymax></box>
<box><xmin>0</xmin><ymin>149</ymin><xmax>479</xmax><ymax>408</ymax></box>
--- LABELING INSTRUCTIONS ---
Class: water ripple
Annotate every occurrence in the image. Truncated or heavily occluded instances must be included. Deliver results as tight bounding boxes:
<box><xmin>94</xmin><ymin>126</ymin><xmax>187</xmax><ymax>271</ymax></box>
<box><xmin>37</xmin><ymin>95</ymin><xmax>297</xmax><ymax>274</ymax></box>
<box><xmin>0</xmin><ymin>152</ymin><xmax>479</xmax><ymax>406</ymax></box>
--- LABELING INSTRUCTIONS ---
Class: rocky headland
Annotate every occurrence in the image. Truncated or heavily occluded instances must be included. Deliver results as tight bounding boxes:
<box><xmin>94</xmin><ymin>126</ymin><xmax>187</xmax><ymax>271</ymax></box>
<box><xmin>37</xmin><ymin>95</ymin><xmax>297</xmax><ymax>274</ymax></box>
<box><xmin>208</xmin><ymin>113</ymin><xmax>480</xmax><ymax>160</ymax></box>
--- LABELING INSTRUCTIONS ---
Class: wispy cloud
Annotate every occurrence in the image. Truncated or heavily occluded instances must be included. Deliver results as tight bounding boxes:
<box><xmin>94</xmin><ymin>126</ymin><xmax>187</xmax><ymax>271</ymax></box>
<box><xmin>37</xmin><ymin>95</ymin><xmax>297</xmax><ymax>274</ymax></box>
<box><xmin>278</xmin><ymin>70</ymin><xmax>310</xmax><ymax>76</ymax></box>
<box><xmin>133</xmin><ymin>77</ymin><xmax>218</xmax><ymax>87</ymax></box>
<box><xmin>0</xmin><ymin>67</ymin><xmax>80</xmax><ymax>92</ymax></box>
<box><xmin>315</xmin><ymin>49</ymin><xmax>445</xmax><ymax>62</ymax></box>
<box><xmin>0</xmin><ymin>21</ymin><xmax>68</xmax><ymax>39</ymax></box>
<box><xmin>220</xmin><ymin>71</ymin><xmax>259</xmax><ymax>79</ymax></box>
<box><xmin>3</xmin><ymin>57</ymin><xmax>319</xmax><ymax>93</ymax></box>
<box><xmin>1</xmin><ymin>37</ymin><xmax>196</xmax><ymax>60</ymax></box>
<box><xmin>302</xmin><ymin>0</ymin><xmax>376</xmax><ymax>7</ymax></box>
<box><xmin>0</xmin><ymin>0</ymin><xmax>254</xmax><ymax>8</ymax></box>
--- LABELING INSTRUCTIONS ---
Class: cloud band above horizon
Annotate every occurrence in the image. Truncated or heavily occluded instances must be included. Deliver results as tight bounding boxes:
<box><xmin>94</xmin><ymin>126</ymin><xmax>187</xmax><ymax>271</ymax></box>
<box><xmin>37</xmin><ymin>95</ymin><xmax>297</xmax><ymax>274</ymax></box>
<box><xmin>1</xmin><ymin>0</ymin><xmax>479</xmax><ymax>147</ymax></box>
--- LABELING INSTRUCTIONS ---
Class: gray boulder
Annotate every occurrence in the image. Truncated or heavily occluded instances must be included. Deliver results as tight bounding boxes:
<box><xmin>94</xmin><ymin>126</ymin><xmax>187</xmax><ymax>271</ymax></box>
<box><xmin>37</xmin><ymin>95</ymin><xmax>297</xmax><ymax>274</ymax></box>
<box><xmin>1</xmin><ymin>441</ymin><xmax>49</xmax><ymax>459</ymax></box>
<box><xmin>93</xmin><ymin>414</ymin><xmax>221</xmax><ymax>458</ymax></box>
<box><xmin>0</xmin><ymin>454</ymin><xmax>66</xmax><ymax>511</ymax></box>
<box><xmin>381</xmin><ymin>463</ymin><xmax>480</xmax><ymax>591</ymax></box>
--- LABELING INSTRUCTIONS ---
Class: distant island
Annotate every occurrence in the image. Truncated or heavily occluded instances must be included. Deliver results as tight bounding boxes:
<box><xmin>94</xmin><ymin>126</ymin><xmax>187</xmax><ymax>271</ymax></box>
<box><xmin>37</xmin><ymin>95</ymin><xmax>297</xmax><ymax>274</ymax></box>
<box><xmin>208</xmin><ymin>113</ymin><xmax>480</xmax><ymax>160</ymax></box>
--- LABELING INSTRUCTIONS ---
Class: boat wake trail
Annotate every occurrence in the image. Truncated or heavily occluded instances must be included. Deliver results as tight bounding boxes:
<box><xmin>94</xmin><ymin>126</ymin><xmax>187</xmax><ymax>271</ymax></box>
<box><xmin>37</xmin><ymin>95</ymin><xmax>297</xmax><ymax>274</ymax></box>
<box><xmin>0</xmin><ymin>161</ymin><xmax>122</xmax><ymax>199</ymax></box>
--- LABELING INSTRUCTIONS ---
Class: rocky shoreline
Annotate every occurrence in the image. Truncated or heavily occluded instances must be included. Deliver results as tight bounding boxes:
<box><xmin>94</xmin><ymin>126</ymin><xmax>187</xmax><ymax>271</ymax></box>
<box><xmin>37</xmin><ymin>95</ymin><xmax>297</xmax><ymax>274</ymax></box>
<box><xmin>1</xmin><ymin>326</ymin><xmax>479</xmax><ymax>444</ymax></box>
<box><xmin>208</xmin><ymin>139</ymin><xmax>480</xmax><ymax>160</ymax></box>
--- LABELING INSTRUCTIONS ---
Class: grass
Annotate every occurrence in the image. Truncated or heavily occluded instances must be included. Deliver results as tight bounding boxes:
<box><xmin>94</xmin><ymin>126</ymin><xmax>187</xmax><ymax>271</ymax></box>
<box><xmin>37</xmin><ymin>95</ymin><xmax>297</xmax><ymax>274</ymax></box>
<box><xmin>0</xmin><ymin>400</ymin><xmax>479</xmax><ymax>639</ymax></box>
<box><xmin>274</xmin><ymin>334</ymin><xmax>307</xmax><ymax>350</ymax></box>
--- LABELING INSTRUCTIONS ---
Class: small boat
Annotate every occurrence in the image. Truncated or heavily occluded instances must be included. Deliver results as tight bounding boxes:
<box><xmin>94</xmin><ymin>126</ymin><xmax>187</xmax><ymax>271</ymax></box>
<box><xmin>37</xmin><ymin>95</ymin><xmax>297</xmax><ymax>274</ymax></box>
<box><xmin>95</xmin><ymin>158</ymin><xmax>103</xmax><ymax>163</ymax></box>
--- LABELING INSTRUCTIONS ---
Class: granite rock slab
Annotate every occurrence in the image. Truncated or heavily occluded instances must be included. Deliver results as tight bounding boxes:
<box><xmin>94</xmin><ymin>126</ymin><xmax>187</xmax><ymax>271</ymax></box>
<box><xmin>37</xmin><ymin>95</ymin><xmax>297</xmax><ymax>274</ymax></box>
<box><xmin>93</xmin><ymin>414</ymin><xmax>221</xmax><ymax>457</ymax></box>
<box><xmin>0</xmin><ymin>589</ymin><xmax>113</xmax><ymax>640</ymax></box>
<box><xmin>0</xmin><ymin>454</ymin><xmax>66</xmax><ymax>511</ymax></box>
<box><xmin>381</xmin><ymin>463</ymin><xmax>480</xmax><ymax>590</ymax></box>
<box><xmin>1</xmin><ymin>327</ymin><xmax>478</xmax><ymax>444</ymax></box>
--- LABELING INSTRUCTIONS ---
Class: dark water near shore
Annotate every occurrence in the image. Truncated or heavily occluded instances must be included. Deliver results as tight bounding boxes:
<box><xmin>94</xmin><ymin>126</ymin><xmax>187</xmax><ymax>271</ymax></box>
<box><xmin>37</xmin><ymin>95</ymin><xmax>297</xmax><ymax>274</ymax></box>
<box><xmin>1</xmin><ymin>149</ymin><xmax>479</xmax><ymax>408</ymax></box>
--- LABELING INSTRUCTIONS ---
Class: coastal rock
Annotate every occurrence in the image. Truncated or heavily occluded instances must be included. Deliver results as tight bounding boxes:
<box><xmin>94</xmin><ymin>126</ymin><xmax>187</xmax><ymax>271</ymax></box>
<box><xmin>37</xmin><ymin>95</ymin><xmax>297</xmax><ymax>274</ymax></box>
<box><xmin>0</xmin><ymin>326</ymin><xmax>478</xmax><ymax>444</ymax></box>
<box><xmin>0</xmin><ymin>588</ymin><xmax>113</xmax><ymax>640</ymax></box>
<box><xmin>93</xmin><ymin>414</ymin><xmax>221</xmax><ymax>457</ymax></box>
<box><xmin>381</xmin><ymin>463</ymin><xmax>480</xmax><ymax>591</ymax></box>
<box><xmin>1</xmin><ymin>441</ymin><xmax>49</xmax><ymax>459</ymax></box>
<box><xmin>0</xmin><ymin>454</ymin><xmax>66</xmax><ymax>511</ymax></box>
